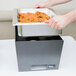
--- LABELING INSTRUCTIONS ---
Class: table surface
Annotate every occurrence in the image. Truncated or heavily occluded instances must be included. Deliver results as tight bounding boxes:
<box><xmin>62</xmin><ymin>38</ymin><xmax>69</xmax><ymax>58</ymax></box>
<box><xmin>0</xmin><ymin>36</ymin><xmax>76</xmax><ymax>75</ymax></box>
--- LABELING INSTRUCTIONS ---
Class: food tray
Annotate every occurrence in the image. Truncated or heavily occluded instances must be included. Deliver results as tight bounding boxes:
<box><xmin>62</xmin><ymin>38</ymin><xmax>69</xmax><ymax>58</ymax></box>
<box><xmin>13</xmin><ymin>8</ymin><xmax>62</xmax><ymax>37</ymax></box>
<box><xmin>13</xmin><ymin>8</ymin><xmax>55</xmax><ymax>26</ymax></box>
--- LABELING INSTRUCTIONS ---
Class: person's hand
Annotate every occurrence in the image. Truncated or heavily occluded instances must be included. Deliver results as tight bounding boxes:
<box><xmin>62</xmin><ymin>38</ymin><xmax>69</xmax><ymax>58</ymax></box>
<box><xmin>35</xmin><ymin>0</ymin><xmax>72</xmax><ymax>8</ymax></box>
<box><xmin>35</xmin><ymin>1</ymin><xmax>51</xmax><ymax>8</ymax></box>
<box><xmin>45</xmin><ymin>15</ymin><xmax>70</xmax><ymax>29</ymax></box>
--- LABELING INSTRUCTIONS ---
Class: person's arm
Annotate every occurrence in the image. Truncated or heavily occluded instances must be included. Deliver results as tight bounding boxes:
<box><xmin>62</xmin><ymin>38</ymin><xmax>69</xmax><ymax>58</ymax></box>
<box><xmin>48</xmin><ymin>0</ymin><xmax>72</xmax><ymax>6</ymax></box>
<box><xmin>45</xmin><ymin>9</ymin><xmax>76</xmax><ymax>29</ymax></box>
<box><xmin>35</xmin><ymin>0</ymin><xmax>72</xmax><ymax>8</ymax></box>
<box><xmin>65</xmin><ymin>9</ymin><xmax>76</xmax><ymax>23</ymax></box>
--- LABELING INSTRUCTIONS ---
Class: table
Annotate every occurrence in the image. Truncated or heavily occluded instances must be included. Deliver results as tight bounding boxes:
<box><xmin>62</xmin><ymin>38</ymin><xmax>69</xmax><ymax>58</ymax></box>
<box><xmin>0</xmin><ymin>36</ymin><xmax>76</xmax><ymax>76</ymax></box>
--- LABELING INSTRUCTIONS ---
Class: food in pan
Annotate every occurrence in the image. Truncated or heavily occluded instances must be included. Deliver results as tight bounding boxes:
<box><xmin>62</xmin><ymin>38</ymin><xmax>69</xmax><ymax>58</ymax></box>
<box><xmin>17</xmin><ymin>11</ymin><xmax>50</xmax><ymax>23</ymax></box>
